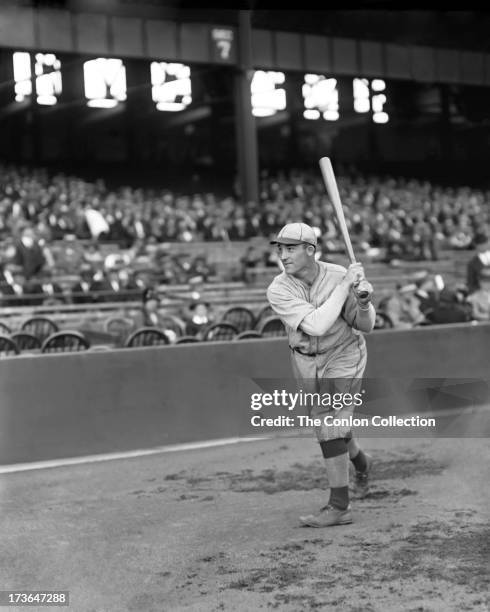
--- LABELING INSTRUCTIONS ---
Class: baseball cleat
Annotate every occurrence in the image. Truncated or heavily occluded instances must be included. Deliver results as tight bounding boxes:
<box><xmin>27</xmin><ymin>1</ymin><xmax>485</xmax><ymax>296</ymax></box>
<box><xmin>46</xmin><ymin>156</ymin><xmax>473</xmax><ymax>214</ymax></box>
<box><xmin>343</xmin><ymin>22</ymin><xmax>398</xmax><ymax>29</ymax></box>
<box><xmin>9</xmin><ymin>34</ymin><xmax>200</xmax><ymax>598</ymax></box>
<box><xmin>299</xmin><ymin>504</ymin><xmax>353</xmax><ymax>527</ymax></box>
<box><xmin>351</xmin><ymin>453</ymin><xmax>373</xmax><ymax>499</ymax></box>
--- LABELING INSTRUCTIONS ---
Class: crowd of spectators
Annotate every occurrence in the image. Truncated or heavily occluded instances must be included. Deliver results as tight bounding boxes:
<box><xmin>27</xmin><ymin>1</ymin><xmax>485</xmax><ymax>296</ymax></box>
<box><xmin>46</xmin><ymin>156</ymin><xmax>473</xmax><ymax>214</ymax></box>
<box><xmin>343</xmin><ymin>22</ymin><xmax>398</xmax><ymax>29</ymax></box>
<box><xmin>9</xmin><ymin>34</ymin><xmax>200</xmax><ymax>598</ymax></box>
<box><xmin>1</xmin><ymin>162</ymin><xmax>490</xmax><ymax>259</ymax></box>
<box><xmin>1</xmin><ymin>162</ymin><xmax>490</xmax><ymax>322</ymax></box>
<box><xmin>377</xmin><ymin>248</ymin><xmax>490</xmax><ymax>328</ymax></box>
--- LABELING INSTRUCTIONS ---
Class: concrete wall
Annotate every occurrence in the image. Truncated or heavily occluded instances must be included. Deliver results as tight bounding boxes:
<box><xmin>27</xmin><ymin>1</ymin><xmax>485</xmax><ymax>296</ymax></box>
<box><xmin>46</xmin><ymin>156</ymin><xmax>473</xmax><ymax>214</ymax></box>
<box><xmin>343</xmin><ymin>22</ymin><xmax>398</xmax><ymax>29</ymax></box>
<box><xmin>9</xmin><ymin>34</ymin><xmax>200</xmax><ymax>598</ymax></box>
<box><xmin>1</xmin><ymin>322</ymin><xmax>489</xmax><ymax>465</ymax></box>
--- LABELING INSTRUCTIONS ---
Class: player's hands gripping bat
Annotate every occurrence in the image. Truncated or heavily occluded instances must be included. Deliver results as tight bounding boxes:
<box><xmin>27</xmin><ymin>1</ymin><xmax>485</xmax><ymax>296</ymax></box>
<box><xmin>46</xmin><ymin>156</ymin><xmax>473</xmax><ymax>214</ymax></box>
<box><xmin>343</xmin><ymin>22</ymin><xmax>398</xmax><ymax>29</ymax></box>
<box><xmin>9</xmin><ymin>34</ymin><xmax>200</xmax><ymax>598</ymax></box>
<box><xmin>319</xmin><ymin>156</ymin><xmax>373</xmax><ymax>302</ymax></box>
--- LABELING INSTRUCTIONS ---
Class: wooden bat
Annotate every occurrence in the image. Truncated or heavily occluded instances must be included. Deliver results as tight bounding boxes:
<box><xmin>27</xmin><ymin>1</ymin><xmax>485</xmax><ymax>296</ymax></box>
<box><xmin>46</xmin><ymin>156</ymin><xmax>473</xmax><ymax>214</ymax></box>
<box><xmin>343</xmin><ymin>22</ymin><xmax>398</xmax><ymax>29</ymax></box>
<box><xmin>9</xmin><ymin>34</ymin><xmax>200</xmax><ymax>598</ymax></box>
<box><xmin>319</xmin><ymin>156</ymin><xmax>372</xmax><ymax>299</ymax></box>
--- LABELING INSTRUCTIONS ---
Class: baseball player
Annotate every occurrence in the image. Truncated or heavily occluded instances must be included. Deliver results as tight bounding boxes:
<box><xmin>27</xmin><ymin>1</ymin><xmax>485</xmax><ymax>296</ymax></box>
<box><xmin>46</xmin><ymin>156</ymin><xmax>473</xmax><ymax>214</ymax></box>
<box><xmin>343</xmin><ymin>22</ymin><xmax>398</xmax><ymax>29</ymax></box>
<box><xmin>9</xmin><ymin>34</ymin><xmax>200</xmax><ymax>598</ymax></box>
<box><xmin>267</xmin><ymin>222</ymin><xmax>376</xmax><ymax>527</ymax></box>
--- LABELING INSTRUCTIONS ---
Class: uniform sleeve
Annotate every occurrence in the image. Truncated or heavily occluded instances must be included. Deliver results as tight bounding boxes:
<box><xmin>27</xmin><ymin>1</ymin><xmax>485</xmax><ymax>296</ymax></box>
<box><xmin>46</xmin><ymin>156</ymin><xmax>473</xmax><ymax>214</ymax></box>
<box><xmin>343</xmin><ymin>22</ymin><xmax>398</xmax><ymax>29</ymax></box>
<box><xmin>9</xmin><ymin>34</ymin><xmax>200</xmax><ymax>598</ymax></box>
<box><xmin>267</xmin><ymin>284</ymin><xmax>315</xmax><ymax>331</ymax></box>
<box><xmin>340</xmin><ymin>289</ymin><xmax>359</xmax><ymax>327</ymax></box>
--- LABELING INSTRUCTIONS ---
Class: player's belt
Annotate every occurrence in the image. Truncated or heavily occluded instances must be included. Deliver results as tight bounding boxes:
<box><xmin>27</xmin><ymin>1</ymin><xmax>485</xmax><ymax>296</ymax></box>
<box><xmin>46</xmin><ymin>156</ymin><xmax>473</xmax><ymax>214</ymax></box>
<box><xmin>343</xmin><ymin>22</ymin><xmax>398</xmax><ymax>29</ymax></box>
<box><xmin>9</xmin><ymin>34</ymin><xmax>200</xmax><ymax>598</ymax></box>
<box><xmin>290</xmin><ymin>346</ymin><xmax>329</xmax><ymax>357</ymax></box>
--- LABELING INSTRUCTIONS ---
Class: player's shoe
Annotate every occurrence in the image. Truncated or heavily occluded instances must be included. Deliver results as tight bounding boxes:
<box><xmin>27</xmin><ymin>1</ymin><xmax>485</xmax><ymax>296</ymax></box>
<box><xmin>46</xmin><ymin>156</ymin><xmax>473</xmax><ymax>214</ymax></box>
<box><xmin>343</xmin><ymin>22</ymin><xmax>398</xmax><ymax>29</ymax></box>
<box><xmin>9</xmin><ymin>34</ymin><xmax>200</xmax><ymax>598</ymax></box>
<box><xmin>351</xmin><ymin>453</ymin><xmax>373</xmax><ymax>499</ymax></box>
<box><xmin>299</xmin><ymin>504</ymin><xmax>353</xmax><ymax>527</ymax></box>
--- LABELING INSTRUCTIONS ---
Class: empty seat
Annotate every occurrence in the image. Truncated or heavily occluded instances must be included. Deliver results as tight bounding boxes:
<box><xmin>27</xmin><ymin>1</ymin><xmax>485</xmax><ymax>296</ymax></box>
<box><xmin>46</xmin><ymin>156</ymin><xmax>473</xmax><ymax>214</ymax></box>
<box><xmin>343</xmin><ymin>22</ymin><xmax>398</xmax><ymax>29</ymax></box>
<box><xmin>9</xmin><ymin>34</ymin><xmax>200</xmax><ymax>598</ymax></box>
<box><xmin>21</xmin><ymin>316</ymin><xmax>59</xmax><ymax>343</ymax></box>
<box><xmin>124</xmin><ymin>327</ymin><xmax>170</xmax><ymax>348</ymax></box>
<box><xmin>257</xmin><ymin>316</ymin><xmax>286</xmax><ymax>337</ymax></box>
<box><xmin>202</xmin><ymin>322</ymin><xmax>239</xmax><ymax>342</ymax></box>
<box><xmin>220</xmin><ymin>306</ymin><xmax>256</xmax><ymax>333</ymax></box>
<box><xmin>10</xmin><ymin>332</ymin><xmax>41</xmax><ymax>351</ymax></box>
<box><xmin>41</xmin><ymin>331</ymin><xmax>90</xmax><ymax>354</ymax></box>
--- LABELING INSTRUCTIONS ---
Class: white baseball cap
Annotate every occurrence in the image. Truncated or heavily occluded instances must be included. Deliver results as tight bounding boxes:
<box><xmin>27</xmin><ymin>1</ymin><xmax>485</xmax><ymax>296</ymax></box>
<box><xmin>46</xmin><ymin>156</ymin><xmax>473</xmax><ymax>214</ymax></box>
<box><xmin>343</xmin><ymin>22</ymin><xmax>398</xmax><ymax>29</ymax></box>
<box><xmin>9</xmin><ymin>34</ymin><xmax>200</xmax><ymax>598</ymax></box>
<box><xmin>270</xmin><ymin>222</ymin><xmax>317</xmax><ymax>247</ymax></box>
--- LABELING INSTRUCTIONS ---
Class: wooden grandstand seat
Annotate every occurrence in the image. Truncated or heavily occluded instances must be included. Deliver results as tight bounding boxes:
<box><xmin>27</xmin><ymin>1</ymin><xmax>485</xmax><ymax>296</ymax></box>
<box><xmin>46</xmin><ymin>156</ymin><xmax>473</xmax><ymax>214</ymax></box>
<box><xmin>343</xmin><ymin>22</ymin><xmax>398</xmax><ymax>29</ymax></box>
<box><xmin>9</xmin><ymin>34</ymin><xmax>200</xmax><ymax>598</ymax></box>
<box><xmin>21</xmin><ymin>316</ymin><xmax>59</xmax><ymax>342</ymax></box>
<box><xmin>124</xmin><ymin>327</ymin><xmax>170</xmax><ymax>348</ymax></box>
<box><xmin>0</xmin><ymin>334</ymin><xmax>20</xmax><ymax>356</ymax></box>
<box><xmin>202</xmin><ymin>322</ymin><xmax>239</xmax><ymax>342</ymax></box>
<box><xmin>41</xmin><ymin>331</ymin><xmax>90</xmax><ymax>354</ymax></box>
<box><xmin>220</xmin><ymin>306</ymin><xmax>256</xmax><ymax>332</ymax></box>
<box><xmin>257</xmin><ymin>316</ymin><xmax>286</xmax><ymax>337</ymax></box>
<box><xmin>0</xmin><ymin>321</ymin><xmax>12</xmax><ymax>335</ymax></box>
<box><xmin>255</xmin><ymin>305</ymin><xmax>275</xmax><ymax>329</ymax></box>
<box><xmin>10</xmin><ymin>332</ymin><xmax>41</xmax><ymax>351</ymax></box>
<box><xmin>175</xmin><ymin>335</ymin><xmax>200</xmax><ymax>344</ymax></box>
<box><xmin>103</xmin><ymin>316</ymin><xmax>135</xmax><ymax>346</ymax></box>
<box><xmin>234</xmin><ymin>330</ymin><xmax>263</xmax><ymax>340</ymax></box>
<box><xmin>159</xmin><ymin>314</ymin><xmax>187</xmax><ymax>337</ymax></box>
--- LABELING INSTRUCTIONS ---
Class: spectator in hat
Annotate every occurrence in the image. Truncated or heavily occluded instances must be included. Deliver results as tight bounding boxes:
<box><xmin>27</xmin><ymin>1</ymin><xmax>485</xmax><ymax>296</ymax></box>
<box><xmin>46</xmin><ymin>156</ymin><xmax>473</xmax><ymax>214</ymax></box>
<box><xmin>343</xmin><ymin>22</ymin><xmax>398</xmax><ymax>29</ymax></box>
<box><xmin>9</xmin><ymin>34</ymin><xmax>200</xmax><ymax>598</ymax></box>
<box><xmin>182</xmin><ymin>298</ymin><xmax>213</xmax><ymax>337</ymax></box>
<box><xmin>12</xmin><ymin>226</ymin><xmax>47</xmax><ymax>280</ymax></box>
<box><xmin>25</xmin><ymin>269</ymin><xmax>65</xmax><ymax>306</ymax></box>
<box><xmin>425</xmin><ymin>287</ymin><xmax>472</xmax><ymax>325</ymax></box>
<box><xmin>0</xmin><ymin>263</ymin><xmax>28</xmax><ymax>307</ymax></box>
<box><xmin>88</xmin><ymin>268</ymin><xmax>115</xmax><ymax>303</ymax></box>
<box><xmin>131</xmin><ymin>288</ymin><xmax>182</xmax><ymax>341</ymax></box>
<box><xmin>466</xmin><ymin>232</ymin><xmax>490</xmax><ymax>295</ymax></box>
<box><xmin>70</xmin><ymin>264</ymin><xmax>95</xmax><ymax>304</ymax></box>
<box><xmin>412</xmin><ymin>270</ymin><xmax>441</xmax><ymax>316</ymax></box>
<box><xmin>140</xmin><ymin>288</ymin><xmax>162</xmax><ymax>327</ymax></box>
<box><xmin>381</xmin><ymin>283</ymin><xmax>426</xmax><ymax>329</ymax></box>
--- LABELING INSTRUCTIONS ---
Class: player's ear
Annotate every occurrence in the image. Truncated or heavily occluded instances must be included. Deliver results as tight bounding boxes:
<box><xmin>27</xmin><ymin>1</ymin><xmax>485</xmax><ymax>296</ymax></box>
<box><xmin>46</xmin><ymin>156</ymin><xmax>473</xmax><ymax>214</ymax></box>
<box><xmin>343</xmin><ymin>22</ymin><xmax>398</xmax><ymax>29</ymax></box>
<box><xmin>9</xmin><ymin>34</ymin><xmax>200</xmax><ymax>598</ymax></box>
<box><xmin>305</xmin><ymin>245</ymin><xmax>315</xmax><ymax>257</ymax></box>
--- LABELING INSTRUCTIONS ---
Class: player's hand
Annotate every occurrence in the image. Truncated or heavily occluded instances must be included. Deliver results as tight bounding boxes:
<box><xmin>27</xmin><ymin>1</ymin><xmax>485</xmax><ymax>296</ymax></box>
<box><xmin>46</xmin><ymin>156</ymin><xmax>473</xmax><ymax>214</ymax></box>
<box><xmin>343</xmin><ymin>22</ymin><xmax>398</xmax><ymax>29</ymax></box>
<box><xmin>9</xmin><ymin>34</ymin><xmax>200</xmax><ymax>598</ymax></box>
<box><xmin>342</xmin><ymin>263</ymin><xmax>365</xmax><ymax>288</ymax></box>
<box><xmin>355</xmin><ymin>279</ymin><xmax>374</xmax><ymax>307</ymax></box>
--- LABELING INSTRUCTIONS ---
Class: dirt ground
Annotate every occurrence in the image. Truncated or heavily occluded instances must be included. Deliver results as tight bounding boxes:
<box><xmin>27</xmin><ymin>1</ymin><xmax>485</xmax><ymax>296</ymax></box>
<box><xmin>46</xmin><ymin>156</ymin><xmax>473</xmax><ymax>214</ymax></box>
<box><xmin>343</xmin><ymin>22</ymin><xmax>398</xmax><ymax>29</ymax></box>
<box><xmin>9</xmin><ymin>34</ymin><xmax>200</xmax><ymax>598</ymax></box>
<box><xmin>1</xmin><ymin>433</ymin><xmax>489</xmax><ymax>612</ymax></box>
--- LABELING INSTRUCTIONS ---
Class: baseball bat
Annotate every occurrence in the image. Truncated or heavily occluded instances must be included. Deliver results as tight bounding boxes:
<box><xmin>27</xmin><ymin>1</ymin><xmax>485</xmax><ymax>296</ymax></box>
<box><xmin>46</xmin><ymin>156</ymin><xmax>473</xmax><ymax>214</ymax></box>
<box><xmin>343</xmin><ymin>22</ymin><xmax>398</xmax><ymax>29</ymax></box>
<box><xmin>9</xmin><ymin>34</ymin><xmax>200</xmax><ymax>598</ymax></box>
<box><xmin>319</xmin><ymin>156</ymin><xmax>372</xmax><ymax>299</ymax></box>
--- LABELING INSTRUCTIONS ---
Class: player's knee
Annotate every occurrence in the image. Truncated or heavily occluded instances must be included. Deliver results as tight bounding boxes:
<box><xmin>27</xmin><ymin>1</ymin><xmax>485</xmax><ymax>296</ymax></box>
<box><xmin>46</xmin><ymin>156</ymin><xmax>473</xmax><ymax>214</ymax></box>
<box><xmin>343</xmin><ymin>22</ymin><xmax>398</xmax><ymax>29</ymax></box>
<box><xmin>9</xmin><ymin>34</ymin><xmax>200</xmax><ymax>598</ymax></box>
<box><xmin>319</xmin><ymin>438</ymin><xmax>348</xmax><ymax>459</ymax></box>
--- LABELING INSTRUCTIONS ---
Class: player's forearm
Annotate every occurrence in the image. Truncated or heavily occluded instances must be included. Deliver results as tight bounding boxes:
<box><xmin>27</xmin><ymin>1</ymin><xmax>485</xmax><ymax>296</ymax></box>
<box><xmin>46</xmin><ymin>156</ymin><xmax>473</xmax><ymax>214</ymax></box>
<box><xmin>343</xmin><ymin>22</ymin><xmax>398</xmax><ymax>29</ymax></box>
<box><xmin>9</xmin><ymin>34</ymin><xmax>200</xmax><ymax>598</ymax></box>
<box><xmin>300</xmin><ymin>282</ymin><xmax>350</xmax><ymax>336</ymax></box>
<box><xmin>354</xmin><ymin>303</ymin><xmax>376</xmax><ymax>333</ymax></box>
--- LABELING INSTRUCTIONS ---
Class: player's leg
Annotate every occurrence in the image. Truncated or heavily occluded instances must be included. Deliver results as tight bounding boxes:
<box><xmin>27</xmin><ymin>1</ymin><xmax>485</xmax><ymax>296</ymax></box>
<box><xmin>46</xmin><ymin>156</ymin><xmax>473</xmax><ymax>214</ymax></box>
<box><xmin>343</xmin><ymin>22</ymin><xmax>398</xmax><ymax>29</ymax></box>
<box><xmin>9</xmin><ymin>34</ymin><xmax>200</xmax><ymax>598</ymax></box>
<box><xmin>291</xmin><ymin>353</ymin><xmax>352</xmax><ymax>527</ymax></box>
<box><xmin>298</xmin><ymin>424</ymin><xmax>353</xmax><ymax>527</ymax></box>
<box><xmin>326</xmin><ymin>342</ymin><xmax>372</xmax><ymax>497</ymax></box>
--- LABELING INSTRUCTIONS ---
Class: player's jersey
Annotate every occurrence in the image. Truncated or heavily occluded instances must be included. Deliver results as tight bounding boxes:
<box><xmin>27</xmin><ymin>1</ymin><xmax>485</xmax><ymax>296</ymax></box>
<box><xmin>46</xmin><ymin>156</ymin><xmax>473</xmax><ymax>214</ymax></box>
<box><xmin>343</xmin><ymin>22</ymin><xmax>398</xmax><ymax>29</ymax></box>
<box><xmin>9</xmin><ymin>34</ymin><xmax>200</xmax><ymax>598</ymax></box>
<box><xmin>266</xmin><ymin>260</ymin><xmax>365</xmax><ymax>356</ymax></box>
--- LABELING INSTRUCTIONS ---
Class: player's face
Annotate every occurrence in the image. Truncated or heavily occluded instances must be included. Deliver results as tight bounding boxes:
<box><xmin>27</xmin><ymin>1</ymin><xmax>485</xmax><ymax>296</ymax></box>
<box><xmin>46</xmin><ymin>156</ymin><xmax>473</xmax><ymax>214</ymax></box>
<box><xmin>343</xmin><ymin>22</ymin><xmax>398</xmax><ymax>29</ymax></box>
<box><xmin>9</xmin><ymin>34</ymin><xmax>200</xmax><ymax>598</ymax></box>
<box><xmin>276</xmin><ymin>243</ymin><xmax>312</xmax><ymax>276</ymax></box>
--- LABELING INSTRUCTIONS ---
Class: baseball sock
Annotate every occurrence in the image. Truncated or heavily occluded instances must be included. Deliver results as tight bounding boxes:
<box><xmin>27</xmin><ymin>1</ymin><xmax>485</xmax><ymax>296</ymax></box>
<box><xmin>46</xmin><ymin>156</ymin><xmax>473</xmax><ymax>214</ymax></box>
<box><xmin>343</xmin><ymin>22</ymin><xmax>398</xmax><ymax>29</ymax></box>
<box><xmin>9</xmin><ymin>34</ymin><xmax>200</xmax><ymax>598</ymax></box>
<box><xmin>319</xmin><ymin>439</ymin><xmax>349</xmax><ymax>510</ymax></box>
<box><xmin>351</xmin><ymin>449</ymin><xmax>369</xmax><ymax>473</ymax></box>
<box><xmin>344</xmin><ymin>435</ymin><xmax>369</xmax><ymax>473</ymax></box>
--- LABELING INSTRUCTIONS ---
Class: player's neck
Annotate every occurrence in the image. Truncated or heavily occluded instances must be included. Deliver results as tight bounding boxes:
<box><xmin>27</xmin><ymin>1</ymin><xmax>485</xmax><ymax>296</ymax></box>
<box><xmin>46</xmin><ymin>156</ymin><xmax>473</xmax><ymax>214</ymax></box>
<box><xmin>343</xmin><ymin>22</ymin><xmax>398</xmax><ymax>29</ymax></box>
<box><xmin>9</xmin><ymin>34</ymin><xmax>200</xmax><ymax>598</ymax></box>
<box><xmin>294</xmin><ymin>261</ymin><xmax>319</xmax><ymax>286</ymax></box>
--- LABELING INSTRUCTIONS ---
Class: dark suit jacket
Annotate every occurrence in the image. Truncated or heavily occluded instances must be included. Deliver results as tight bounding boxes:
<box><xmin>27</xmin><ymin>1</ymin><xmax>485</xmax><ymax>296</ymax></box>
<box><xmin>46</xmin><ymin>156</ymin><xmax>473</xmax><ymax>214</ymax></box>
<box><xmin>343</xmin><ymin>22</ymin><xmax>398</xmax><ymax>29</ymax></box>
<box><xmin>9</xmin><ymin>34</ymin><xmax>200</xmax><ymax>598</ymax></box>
<box><xmin>13</xmin><ymin>242</ymin><xmax>46</xmax><ymax>279</ymax></box>
<box><xmin>24</xmin><ymin>280</ymin><xmax>65</xmax><ymax>306</ymax></box>
<box><xmin>70</xmin><ymin>281</ymin><xmax>95</xmax><ymax>304</ymax></box>
<box><xmin>0</xmin><ymin>283</ymin><xmax>27</xmax><ymax>307</ymax></box>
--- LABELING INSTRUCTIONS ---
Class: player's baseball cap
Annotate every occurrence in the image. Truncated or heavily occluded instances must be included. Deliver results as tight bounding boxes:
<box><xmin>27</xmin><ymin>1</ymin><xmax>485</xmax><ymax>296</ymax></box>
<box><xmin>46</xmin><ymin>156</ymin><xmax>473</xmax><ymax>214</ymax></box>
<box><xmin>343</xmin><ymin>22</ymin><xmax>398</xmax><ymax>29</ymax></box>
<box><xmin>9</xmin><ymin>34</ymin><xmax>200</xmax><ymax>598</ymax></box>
<box><xmin>270</xmin><ymin>222</ymin><xmax>317</xmax><ymax>247</ymax></box>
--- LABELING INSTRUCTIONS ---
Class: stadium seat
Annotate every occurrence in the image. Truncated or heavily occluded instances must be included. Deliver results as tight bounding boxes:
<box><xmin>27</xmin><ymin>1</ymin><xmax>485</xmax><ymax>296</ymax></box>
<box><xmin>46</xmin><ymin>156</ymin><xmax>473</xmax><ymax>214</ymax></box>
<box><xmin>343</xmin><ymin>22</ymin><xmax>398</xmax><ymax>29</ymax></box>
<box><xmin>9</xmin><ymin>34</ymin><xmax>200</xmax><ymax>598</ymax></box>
<box><xmin>159</xmin><ymin>314</ymin><xmax>187</xmax><ymax>337</ymax></box>
<box><xmin>255</xmin><ymin>305</ymin><xmax>275</xmax><ymax>329</ymax></box>
<box><xmin>234</xmin><ymin>330</ymin><xmax>263</xmax><ymax>340</ymax></box>
<box><xmin>220</xmin><ymin>306</ymin><xmax>256</xmax><ymax>332</ymax></box>
<box><xmin>257</xmin><ymin>316</ymin><xmax>286</xmax><ymax>337</ymax></box>
<box><xmin>103</xmin><ymin>316</ymin><xmax>135</xmax><ymax>346</ymax></box>
<box><xmin>0</xmin><ymin>334</ymin><xmax>20</xmax><ymax>356</ymax></box>
<box><xmin>21</xmin><ymin>316</ymin><xmax>59</xmax><ymax>343</ymax></box>
<box><xmin>0</xmin><ymin>322</ymin><xmax>12</xmax><ymax>335</ymax></box>
<box><xmin>10</xmin><ymin>332</ymin><xmax>41</xmax><ymax>352</ymax></box>
<box><xmin>202</xmin><ymin>322</ymin><xmax>239</xmax><ymax>342</ymax></box>
<box><xmin>124</xmin><ymin>327</ymin><xmax>170</xmax><ymax>348</ymax></box>
<box><xmin>41</xmin><ymin>331</ymin><xmax>90</xmax><ymax>354</ymax></box>
<box><xmin>175</xmin><ymin>335</ymin><xmax>200</xmax><ymax>344</ymax></box>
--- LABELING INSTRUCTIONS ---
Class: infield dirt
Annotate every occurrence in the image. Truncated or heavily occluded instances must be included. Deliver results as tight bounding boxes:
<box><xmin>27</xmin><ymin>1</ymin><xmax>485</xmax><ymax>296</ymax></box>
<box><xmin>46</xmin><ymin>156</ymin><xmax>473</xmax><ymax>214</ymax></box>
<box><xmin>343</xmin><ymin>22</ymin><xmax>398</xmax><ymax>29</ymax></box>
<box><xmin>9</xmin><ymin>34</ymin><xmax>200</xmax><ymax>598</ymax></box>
<box><xmin>1</xmin><ymin>434</ymin><xmax>489</xmax><ymax>611</ymax></box>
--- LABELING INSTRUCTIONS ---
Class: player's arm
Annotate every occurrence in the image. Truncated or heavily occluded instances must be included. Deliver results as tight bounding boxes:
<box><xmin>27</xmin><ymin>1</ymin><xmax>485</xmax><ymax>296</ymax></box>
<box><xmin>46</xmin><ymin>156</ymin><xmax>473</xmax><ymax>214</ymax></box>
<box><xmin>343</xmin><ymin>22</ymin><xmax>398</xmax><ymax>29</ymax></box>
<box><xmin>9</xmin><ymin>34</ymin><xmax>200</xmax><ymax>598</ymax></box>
<box><xmin>341</xmin><ymin>278</ymin><xmax>376</xmax><ymax>333</ymax></box>
<box><xmin>299</xmin><ymin>280</ymin><xmax>352</xmax><ymax>336</ymax></box>
<box><xmin>267</xmin><ymin>264</ymin><xmax>362</xmax><ymax>337</ymax></box>
<box><xmin>352</xmin><ymin>299</ymin><xmax>376</xmax><ymax>333</ymax></box>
